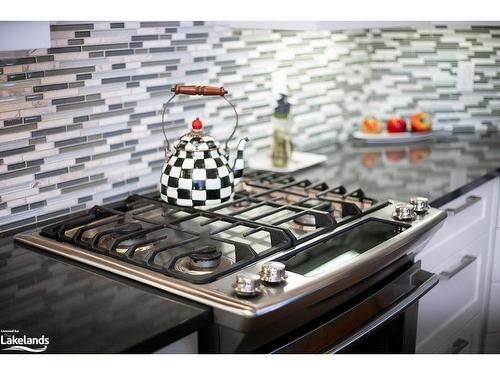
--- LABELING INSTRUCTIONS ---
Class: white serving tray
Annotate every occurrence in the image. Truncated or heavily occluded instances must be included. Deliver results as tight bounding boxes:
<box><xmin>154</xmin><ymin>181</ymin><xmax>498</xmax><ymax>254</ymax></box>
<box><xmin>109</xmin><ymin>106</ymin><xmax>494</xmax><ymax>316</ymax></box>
<box><xmin>247</xmin><ymin>151</ymin><xmax>327</xmax><ymax>173</ymax></box>
<box><xmin>353</xmin><ymin>130</ymin><xmax>433</xmax><ymax>144</ymax></box>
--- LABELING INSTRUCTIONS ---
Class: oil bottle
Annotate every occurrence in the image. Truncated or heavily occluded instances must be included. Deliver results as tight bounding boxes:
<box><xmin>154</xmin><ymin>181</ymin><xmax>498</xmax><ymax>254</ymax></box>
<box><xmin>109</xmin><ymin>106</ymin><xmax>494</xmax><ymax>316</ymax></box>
<box><xmin>271</xmin><ymin>94</ymin><xmax>292</xmax><ymax>168</ymax></box>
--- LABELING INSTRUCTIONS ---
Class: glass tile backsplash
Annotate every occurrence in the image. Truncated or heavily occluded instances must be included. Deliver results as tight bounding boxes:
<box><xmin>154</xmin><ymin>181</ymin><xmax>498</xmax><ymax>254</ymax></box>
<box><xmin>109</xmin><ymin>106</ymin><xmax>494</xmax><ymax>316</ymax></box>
<box><xmin>0</xmin><ymin>22</ymin><xmax>499</xmax><ymax>230</ymax></box>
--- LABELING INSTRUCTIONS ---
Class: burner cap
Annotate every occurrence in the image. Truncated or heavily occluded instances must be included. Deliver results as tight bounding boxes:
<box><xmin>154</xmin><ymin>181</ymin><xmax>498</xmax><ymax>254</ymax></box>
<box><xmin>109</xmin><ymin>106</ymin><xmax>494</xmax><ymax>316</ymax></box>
<box><xmin>293</xmin><ymin>214</ymin><xmax>317</xmax><ymax>228</ymax></box>
<box><xmin>292</xmin><ymin>200</ymin><xmax>333</xmax><ymax>229</ymax></box>
<box><xmin>116</xmin><ymin>222</ymin><xmax>143</xmax><ymax>234</ymax></box>
<box><xmin>189</xmin><ymin>245</ymin><xmax>222</xmax><ymax>270</ymax></box>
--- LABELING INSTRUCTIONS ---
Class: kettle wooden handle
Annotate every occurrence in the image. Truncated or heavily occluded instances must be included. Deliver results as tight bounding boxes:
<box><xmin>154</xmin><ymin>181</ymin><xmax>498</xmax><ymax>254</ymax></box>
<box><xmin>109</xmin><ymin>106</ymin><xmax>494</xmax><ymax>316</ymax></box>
<box><xmin>172</xmin><ymin>85</ymin><xmax>227</xmax><ymax>96</ymax></box>
<box><xmin>162</xmin><ymin>84</ymin><xmax>238</xmax><ymax>154</ymax></box>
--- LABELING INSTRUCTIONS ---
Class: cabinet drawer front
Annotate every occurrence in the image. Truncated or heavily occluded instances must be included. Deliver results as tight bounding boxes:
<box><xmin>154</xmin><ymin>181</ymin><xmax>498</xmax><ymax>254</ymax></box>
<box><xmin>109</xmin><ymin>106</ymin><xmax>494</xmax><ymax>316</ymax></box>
<box><xmin>417</xmin><ymin>179</ymin><xmax>495</xmax><ymax>268</ymax></box>
<box><xmin>435</xmin><ymin>314</ymin><xmax>482</xmax><ymax>354</ymax></box>
<box><xmin>416</xmin><ymin>234</ymin><xmax>488</xmax><ymax>353</ymax></box>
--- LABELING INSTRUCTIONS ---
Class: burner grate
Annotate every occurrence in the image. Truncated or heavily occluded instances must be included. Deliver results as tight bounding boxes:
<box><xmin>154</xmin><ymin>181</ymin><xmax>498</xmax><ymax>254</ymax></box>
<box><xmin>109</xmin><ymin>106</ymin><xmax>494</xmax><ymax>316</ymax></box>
<box><xmin>41</xmin><ymin>194</ymin><xmax>292</xmax><ymax>284</ymax></box>
<box><xmin>210</xmin><ymin>170</ymin><xmax>385</xmax><ymax>241</ymax></box>
<box><xmin>38</xmin><ymin>170</ymin><xmax>386</xmax><ymax>284</ymax></box>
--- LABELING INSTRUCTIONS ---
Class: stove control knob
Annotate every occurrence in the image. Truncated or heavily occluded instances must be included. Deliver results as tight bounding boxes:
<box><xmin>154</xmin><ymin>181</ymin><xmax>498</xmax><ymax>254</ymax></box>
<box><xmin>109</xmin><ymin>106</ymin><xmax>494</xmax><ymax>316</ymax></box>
<box><xmin>233</xmin><ymin>273</ymin><xmax>262</xmax><ymax>297</ymax></box>
<box><xmin>260</xmin><ymin>262</ymin><xmax>288</xmax><ymax>284</ymax></box>
<box><xmin>393</xmin><ymin>203</ymin><xmax>416</xmax><ymax>221</ymax></box>
<box><xmin>410</xmin><ymin>196</ymin><xmax>429</xmax><ymax>213</ymax></box>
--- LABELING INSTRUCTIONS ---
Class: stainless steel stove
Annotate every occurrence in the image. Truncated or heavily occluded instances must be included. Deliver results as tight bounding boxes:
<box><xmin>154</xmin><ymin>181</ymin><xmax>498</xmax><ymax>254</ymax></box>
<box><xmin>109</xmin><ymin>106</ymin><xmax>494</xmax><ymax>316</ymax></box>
<box><xmin>15</xmin><ymin>170</ymin><xmax>447</xmax><ymax>353</ymax></box>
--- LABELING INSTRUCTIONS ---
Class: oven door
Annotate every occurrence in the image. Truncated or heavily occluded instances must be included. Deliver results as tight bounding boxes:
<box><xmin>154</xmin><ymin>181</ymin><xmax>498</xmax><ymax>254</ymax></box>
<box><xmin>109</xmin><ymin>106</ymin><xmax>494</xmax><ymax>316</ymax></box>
<box><xmin>266</xmin><ymin>260</ymin><xmax>438</xmax><ymax>354</ymax></box>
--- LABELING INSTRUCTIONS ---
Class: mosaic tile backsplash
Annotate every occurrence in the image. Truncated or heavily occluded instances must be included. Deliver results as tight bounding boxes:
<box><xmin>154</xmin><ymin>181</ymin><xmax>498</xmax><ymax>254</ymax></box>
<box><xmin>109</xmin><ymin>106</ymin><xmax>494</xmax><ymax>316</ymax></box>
<box><xmin>0</xmin><ymin>22</ymin><xmax>499</xmax><ymax>231</ymax></box>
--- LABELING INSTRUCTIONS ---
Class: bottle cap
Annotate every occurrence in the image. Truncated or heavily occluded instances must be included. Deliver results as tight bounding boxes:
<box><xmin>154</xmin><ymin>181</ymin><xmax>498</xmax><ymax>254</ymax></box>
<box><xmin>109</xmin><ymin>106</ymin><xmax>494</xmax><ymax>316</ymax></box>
<box><xmin>274</xmin><ymin>94</ymin><xmax>291</xmax><ymax>119</ymax></box>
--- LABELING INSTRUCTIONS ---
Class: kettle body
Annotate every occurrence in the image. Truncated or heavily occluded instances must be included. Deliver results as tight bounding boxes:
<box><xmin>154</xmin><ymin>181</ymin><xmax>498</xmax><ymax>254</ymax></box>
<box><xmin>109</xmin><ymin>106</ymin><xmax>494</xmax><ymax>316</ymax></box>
<box><xmin>159</xmin><ymin>85</ymin><xmax>248</xmax><ymax>207</ymax></box>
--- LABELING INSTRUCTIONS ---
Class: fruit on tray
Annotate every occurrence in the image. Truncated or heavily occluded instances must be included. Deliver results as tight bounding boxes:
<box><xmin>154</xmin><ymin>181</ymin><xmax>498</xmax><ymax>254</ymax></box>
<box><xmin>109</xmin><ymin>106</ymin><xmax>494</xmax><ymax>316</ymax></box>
<box><xmin>386</xmin><ymin>117</ymin><xmax>407</xmax><ymax>133</ymax></box>
<box><xmin>411</xmin><ymin>112</ymin><xmax>432</xmax><ymax>132</ymax></box>
<box><xmin>362</xmin><ymin>117</ymin><xmax>382</xmax><ymax>133</ymax></box>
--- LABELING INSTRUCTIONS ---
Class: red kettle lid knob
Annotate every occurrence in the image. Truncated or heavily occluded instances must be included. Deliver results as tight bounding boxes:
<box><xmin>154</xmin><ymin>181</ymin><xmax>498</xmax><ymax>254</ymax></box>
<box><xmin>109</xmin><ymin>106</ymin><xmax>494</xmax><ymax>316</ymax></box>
<box><xmin>192</xmin><ymin>117</ymin><xmax>203</xmax><ymax>131</ymax></box>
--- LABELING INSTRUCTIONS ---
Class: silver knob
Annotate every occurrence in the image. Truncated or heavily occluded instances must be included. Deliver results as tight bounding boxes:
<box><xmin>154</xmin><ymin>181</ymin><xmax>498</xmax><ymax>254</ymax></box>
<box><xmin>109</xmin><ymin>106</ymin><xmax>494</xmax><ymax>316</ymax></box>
<box><xmin>233</xmin><ymin>273</ymin><xmax>262</xmax><ymax>297</ymax></box>
<box><xmin>260</xmin><ymin>262</ymin><xmax>288</xmax><ymax>284</ymax></box>
<box><xmin>410</xmin><ymin>196</ymin><xmax>429</xmax><ymax>213</ymax></box>
<box><xmin>393</xmin><ymin>203</ymin><xmax>416</xmax><ymax>220</ymax></box>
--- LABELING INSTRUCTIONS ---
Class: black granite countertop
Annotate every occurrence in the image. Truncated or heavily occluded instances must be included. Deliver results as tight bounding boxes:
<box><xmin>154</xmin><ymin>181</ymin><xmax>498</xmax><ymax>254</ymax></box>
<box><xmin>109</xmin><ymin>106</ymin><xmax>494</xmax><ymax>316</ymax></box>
<box><xmin>0</xmin><ymin>235</ymin><xmax>212</xmax><ymax>353</ymax></box>
<box><xmin>295</xmin><ymin>132</ymin><xmax>500</xmax><ymax>207</ymax></box>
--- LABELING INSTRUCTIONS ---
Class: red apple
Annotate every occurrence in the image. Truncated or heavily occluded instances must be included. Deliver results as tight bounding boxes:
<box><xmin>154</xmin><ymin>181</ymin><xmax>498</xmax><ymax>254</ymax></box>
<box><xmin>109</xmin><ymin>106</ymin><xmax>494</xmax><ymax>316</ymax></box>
<box><xmin>411</xmin><ymin>112</ymin><xmax>432</xmax><ymax>132</ymax></box>
<box><xmin>362</xmin><ymin>117</ymin><xmax>382</xmax><ymax>134</ymax></box>
<box><xmin>386</xmin><ymin>117</ymin><xmax>407</xmax><ymax>133</ymax></box>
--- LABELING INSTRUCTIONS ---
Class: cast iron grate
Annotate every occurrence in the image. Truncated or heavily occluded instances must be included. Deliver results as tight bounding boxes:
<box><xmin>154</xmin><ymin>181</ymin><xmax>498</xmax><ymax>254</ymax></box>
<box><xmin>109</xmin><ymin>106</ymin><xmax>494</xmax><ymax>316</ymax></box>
<box><xmin>40</xmin><ymin>194</ymin><xmax>292</xmax><ymax>284</ymax></box>
<box><xmin>39</xmin><ymin>170</ymin><xmax>385</xmax><ymax>284</ymax></box>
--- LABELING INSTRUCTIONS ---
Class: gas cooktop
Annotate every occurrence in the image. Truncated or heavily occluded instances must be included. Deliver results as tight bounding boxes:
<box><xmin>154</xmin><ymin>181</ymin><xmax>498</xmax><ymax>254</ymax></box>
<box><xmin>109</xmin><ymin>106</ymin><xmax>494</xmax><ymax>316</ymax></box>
<box><xmin>15</xmin><ymin>170</ymin><xmax>447</xmax><ymax>330</ymax></box>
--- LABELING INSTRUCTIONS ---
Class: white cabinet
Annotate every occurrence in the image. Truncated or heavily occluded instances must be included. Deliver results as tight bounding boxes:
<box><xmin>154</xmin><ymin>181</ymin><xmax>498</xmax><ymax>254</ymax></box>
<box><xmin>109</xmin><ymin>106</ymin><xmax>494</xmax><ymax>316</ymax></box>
<box><xmin>416</xmin><ymin>179</ymin><xmax>496</xmax><ymax>271</ymax></box>
<box><xmin>415</xmin><ymin>177</ymin><xmax>499</xmax><ymax>353</ymax></box>
<box><xmin>416</xmin><ymin>233</ymin><xmax>488</xmax><ymax>353</ymax></box>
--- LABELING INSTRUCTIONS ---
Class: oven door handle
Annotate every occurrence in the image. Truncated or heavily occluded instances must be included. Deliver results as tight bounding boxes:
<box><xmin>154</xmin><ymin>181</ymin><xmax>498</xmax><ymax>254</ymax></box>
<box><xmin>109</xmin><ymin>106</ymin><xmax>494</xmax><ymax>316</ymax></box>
<box><xmin>323</xmin><ymin>272</ymin><xmax>439</xmax><ymax>354</ymax></box>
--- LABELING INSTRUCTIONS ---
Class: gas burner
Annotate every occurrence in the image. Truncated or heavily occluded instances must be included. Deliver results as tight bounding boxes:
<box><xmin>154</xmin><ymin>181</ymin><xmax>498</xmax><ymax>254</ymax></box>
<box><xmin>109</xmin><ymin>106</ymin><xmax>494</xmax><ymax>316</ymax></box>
<box><xmin>174</xmin><ymin>245</ymin><xmax>233</xmax><ymax>276</ymax></box>
<box><xmin>292</xmin><ymin>199</ymin><xmax>334</xmax><ymax>229</ymax></box>
<box><xmin>189</xmin><ymin>245</ymin><xmax>222</xmax><ymax>270</ymax></box>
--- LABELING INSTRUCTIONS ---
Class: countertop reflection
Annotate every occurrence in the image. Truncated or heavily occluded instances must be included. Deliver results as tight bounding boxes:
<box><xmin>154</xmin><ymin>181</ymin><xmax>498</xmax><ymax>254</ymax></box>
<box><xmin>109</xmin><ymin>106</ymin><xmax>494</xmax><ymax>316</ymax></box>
<box><xmin>294</xmin><ymin>132</ymin><xmax>500</xmax><ymax>206</ymax></box>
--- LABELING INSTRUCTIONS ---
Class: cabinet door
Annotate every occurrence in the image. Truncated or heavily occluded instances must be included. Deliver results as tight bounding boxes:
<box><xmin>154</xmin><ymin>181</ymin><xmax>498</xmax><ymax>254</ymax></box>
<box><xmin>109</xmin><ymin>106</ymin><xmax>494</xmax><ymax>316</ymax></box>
<box><xmin>416</xmin><ymin>179</ymin><xmax>496</xmax><ymax>271</ymax></box>
<box><xmin>416</xmin><ymin>233</ymin><xmax>488</xmax><ymax>353</ymax></box>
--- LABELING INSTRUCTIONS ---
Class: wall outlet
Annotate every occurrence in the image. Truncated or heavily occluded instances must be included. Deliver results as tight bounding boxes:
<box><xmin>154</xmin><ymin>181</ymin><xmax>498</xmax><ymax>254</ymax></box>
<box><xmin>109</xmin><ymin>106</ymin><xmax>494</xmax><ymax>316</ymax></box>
<box><xmin>456</xmin><ymin>61</ymin><xmax>475</xmax><ymax>92</ymax></box>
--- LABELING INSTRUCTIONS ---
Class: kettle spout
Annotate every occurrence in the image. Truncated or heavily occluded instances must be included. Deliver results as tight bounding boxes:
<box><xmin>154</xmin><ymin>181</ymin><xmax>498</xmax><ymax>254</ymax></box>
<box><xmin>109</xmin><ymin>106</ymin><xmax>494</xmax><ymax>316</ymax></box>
<box><xmin>232</xmin><ymin>137</ymin><xmax>248</xmax><ymax>181</ymax></box>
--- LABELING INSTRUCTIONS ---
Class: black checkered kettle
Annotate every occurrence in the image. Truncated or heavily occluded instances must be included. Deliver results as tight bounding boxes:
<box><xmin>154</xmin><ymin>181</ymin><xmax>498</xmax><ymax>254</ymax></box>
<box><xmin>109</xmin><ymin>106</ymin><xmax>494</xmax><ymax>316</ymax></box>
<box><xmin>160</xmin><ymin>85</ymin><xmax>248</xmax><ymax>207</ymax></box>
